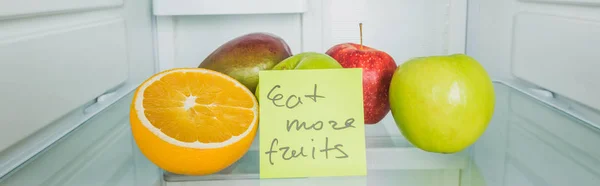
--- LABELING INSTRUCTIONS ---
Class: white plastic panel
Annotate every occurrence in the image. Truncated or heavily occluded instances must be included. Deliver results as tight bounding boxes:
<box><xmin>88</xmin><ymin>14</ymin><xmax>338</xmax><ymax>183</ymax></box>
<box><xmin>322</xmin><ymin>0</ymin><xmax>465</xmax><ymax>63</ymax></box>
<box><xmin>468</xmin><ymin>0</ymin><xmax>600</xmax><ymax>112</ymax></box>
<box><xmin>158</xmin><ymin>0</ymin><xmax>466</xmax><ymax>70</ymax></box>
<box><xmin>0</xmin><ymin>19</ymin><xmax>129</xmax><ymax>152</ymax></box>
<box><xmin>153</xmin><ymin>0</ymin><xmax>307</xmax><ymax>16</ymax></box>
<box><xmin>171</xmin><ymin>14</ymin><xmax>302</xmax><ymax>68</ymax></box>
<box><xmin>520</xmin><ymin>0</ymin><xmax>600</xmax><ymax>5</ymax></box>
<box><xmin>0</xmin><ymin>0</ymin><xmax>157</xmax><ymax>181</ymax></box>
<box><xmin>0</xmin><ymin>0</ymin><xmax>123</xmax><ymax>19</ymax></box>
<box><xmin>512</xmin><ymin>13</ymin><xmax>600</xmax><ymax>111</ymax></box>
<box><xmin>466</xmin><ymin>0</ymin><xmax>515</xmax><ymax>79</ymax></box>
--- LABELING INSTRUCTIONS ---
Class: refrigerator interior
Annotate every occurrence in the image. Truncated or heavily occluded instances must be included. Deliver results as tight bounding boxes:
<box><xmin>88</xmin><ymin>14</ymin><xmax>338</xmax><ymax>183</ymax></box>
<box><xmin>1</xmin><ymin>0</ymin><xmax>599</xmax><ymax>185</ymax></box>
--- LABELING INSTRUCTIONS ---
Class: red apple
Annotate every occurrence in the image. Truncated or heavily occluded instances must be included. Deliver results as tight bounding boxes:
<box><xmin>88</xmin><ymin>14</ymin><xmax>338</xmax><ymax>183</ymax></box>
<box><xmin>325</xmin><ymin>43</ymin><xmax>397</xmax><ymax>124</ymax></box>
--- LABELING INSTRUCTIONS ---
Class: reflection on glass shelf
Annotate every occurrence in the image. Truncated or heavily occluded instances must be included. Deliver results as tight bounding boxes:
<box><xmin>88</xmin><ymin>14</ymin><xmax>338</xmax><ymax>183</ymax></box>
<box><xmin>166</xmin><ymin>169</ymin><xmax>461</xmax><ymax>186</ymax></box>
<box><xmin>0</xmin><ymin>93</ymin><xmax>161</xmax><ymax>186</ymax></box>
<box><xmin>164</xmin><ymin>134</ymin><xmax>469</xmax><ymax>182</ymax></box>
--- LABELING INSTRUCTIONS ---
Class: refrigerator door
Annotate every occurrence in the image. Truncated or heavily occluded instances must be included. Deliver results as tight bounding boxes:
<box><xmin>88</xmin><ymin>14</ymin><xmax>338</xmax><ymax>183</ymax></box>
<box><xmin>0</xmin><ymin>0</ymin><xmax>156</xmax><ymax>178</ymax></box>
<box><xmin>467</xmin><ymin>2</ymin><xmax>600</xmax><ymax>185</ymax></box>
<box><xmin>467</xmin><ymin>0</ymin><xmax>600</xmax><ymax>111</ymax></box>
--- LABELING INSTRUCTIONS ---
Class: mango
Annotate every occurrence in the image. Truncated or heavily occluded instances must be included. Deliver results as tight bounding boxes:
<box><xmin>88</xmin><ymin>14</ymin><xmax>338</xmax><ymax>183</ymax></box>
<box><xmin>198</xmin><ymin>32</ymin><xmax>293</xmax><ymax>92</ymax></box>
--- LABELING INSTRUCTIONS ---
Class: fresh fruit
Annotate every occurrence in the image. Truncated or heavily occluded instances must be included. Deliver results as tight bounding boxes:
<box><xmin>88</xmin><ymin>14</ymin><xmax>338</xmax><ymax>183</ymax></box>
<box><xmin>254</xmin><ymin>52</ymin><xmax>343</xmax><ymax>100</ymax></box>
<box><xmin>389</xmin><ymin>54</ymin><xmax>495</xmax><ymax>153</ymax></box>
<box><xmin>129</xmin><ymin>68</ymin><xmax>258</xmax><ymax>175</ymax></box>
<box><xmin>271</xmin><ymin>52</ymin><xmax>344</xmax><ymax>70</ymax></box>
<box><xmin>325</xmin><ymin>28</ymin><xmax>397</xmax><ymax>124</ymax></box>
<box><xmin>326</xmin><ymin>24</ymin><xmax>397</xmax><ymax>124</ymax></box>
<box><xmin>198</xmin><ymin>32</ymin><xmax>292</xmax><ymax>92</ymax></box>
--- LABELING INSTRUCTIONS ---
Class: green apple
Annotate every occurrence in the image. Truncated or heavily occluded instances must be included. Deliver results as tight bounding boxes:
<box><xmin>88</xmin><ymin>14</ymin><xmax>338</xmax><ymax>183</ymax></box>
<box><xmin>255</xmin><ymin>52</ymin><xmax>343</xmax><ymax>100</ymax></box>
<box><xmin>389</xmin><ymin>54</ymin><xmax>495</xmax><ymax>153</ymax></box>
<box><xmin>272</xmin><ymin>52</ymin><xmax>343</xmax><ymax>70</ymax></box>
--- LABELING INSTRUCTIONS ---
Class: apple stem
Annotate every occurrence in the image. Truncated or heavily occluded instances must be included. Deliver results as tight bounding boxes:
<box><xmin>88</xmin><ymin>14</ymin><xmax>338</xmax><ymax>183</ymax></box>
<box><xmin>359</xmin><ymin>23</ymin><xmax>363</xmax><ymax>50</ymax></box>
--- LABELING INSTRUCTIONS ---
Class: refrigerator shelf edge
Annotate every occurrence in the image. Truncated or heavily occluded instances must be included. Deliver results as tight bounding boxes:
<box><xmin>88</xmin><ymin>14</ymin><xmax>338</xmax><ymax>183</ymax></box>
<box><xmin>152</xmin><ymin>0</ymin><xmax>308</xmax><ymax>16</ymax></box>
<box><xmin>163</xmin><ymin>136</ymin><xmax>470</xmax><ymax>182</ymax></box>
<box><xmin>493</xmin><ymin>79</ymin><xmax>600</xmax><ymax>133</ymax></box>
<box><xmin>0</xmin><ymin>85</ymin><xmax>137</xmax><ymax>180</ymax></box>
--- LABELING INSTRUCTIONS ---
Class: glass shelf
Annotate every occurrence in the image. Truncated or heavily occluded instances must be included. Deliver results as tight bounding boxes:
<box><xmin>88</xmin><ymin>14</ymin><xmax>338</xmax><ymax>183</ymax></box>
<box><xmin>163</xmin><ymin>134</ymin><xmax>469</xmax><ymax>182</ymax></box>
<box><xmin>1</xmin><ymin>81</ymin><xmax>599</xmax><ymax>186</ymax></box>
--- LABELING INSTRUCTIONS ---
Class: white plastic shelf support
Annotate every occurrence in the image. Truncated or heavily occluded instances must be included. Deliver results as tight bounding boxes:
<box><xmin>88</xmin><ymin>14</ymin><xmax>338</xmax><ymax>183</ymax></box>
<box><xmin>153</xmin><ymin>0</ymin><xmax>308</xmax><ymax>16</ymax></box>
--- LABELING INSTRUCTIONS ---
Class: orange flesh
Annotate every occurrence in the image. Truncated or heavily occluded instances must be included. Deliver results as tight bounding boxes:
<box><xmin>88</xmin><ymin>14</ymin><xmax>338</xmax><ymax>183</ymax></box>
<box><xmin>142</xmin><ymin>71</ymin><xmax>255</xmax><ymax>143</ymax></box>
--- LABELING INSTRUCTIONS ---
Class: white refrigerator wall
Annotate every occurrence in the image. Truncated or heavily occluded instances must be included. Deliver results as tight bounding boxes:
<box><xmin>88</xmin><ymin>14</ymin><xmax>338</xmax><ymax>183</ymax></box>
<box><xmin>467</xmin><ymin>0</ymin><xmax>600</xmax><ymax>113</ymax></box>
<box><xmin>157</xmin><ymin>0</ymin><xmax>467</xmax><ymax>70</ymax></box>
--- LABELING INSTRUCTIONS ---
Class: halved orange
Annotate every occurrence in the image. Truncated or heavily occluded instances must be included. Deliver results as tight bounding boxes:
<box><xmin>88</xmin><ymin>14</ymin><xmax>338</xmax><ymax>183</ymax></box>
<box><xmin>129</xmin><ymin>68</ymin><xmax>258</xmax><ymax>175</ymax></box>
